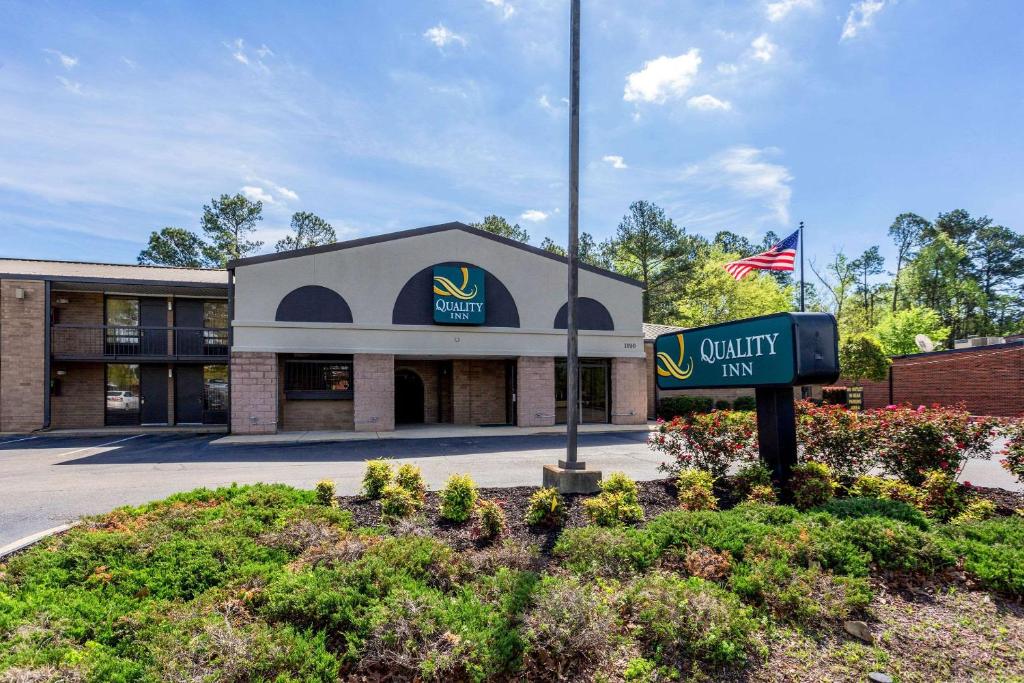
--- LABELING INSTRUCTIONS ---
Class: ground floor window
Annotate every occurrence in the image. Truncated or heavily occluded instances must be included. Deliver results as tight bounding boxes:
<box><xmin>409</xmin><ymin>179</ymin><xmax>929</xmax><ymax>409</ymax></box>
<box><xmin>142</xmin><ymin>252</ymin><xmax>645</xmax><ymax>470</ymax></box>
<box><xmin>203</xmin><ymin>365</ymin><xmax>229</xmax><ymax>424</ymax></box>
<box><xmin>555</xmin><ymin>358</ymin><xmax>610</xmax><ymax>424</ymax></box>
<box><xmin>105</xmin><ymin>363</ymin><xmax>140</xmax><ymax>425</ymax></box>
<box><xmin>283</xmin><ymin>358</ymin><xmax>353</xmax><ymax>399</ymax></box>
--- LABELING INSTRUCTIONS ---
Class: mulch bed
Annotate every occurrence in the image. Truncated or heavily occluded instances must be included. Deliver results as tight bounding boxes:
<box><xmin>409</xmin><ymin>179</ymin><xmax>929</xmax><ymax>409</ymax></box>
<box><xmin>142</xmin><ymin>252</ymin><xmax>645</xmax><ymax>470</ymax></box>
<box><xmin>971</xmin><ymin>484</ymin><xmax>1024</xmax><ymax>514</ymax></box>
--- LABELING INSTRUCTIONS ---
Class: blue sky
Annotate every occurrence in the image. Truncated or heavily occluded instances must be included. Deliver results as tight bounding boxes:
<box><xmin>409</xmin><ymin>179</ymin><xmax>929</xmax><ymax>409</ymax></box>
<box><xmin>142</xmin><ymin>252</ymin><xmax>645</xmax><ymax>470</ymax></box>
<box><xmin>1</xmin><ymin>0</ymin><xmax>1021</xmax><ymax>273</ymax></box>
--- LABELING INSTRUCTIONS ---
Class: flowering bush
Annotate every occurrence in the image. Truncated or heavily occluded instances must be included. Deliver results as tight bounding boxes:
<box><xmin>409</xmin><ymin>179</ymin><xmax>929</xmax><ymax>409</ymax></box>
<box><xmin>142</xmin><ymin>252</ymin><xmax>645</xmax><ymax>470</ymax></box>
<box><xmin>797</xmin><ymin>403</ymin><xmax>878</xmax><ymax>478</ymax></box>
<box><xmin>1000</xmin><ymin>419</ymin><xmax>1024</xmax><ymax>484</ymax></box>
<box><xmin>872</xmin><ymin>404</ymin><xmax>996</xmax><ymax>485</ymax></box>
<box><xmin>650</xmin><ymin>410</ymin><xmax>758</xmax><ymax>480</ymax></box>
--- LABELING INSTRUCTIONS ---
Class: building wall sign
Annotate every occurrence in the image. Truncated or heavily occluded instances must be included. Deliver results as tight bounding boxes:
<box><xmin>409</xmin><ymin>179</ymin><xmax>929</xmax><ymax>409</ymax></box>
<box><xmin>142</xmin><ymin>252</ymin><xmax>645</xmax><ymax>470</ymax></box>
<box><xmin>432</xmin><ymin>265</ymin><xmax>486</xmax><ymax>325</ymax></box>
<box><xmin>655</xmin><ymin>312</ymin><xmax>840</xmax><ymax>390</ymax></box>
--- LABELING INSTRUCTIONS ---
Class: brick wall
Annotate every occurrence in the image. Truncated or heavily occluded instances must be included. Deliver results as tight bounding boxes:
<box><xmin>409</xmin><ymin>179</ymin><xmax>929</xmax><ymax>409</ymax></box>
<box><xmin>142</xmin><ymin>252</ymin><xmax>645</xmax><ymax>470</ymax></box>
<box><xmin>50</xmin><ymin>363</ymin><xmax>104</xmax><ymax>429</ymax></box>
<box><xmin>230</xmin><ymin>351</ymin><xmax>278</xmax><ymax>434</ymax></box>
<box><xmin>517</xmin><ymin>356</ymin><xmax>555</xmax><ymax>427</ymax></box>
<box><xmin>645</xmin><ymin>343</ymin><xmax>656</xmax><ymax>419</ymax></box>
<box><xmin>281</xmin><ymin>399</ymin><xmax>354</xmax><ymax>431</ymax></box>
<box><xmin>611</xmin><ymin>357</ymin><xmax>647</xmax><ymax>424</ymax></box>
<box><xmin>1</xmin><ymin>279</ymin><xmax>46</xmax><ymax>432</ymax></box>
<box><xmin>354</xmin><ymin>353</ymin><xmax>394</xmax><ymax>431</ymax></box>
<box><xmin>451</xmin><ymin>360</ymin><xmax>508</xmax><ymax>425</ymax></box>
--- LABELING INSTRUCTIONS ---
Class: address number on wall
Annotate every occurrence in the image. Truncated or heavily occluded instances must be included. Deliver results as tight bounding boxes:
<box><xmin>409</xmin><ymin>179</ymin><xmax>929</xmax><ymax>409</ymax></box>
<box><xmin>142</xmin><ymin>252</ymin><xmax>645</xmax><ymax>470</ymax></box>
<box><xmin>623</xmin><ymin>342</ymin><xmax>637</xmax><ymax>349</ymax></box>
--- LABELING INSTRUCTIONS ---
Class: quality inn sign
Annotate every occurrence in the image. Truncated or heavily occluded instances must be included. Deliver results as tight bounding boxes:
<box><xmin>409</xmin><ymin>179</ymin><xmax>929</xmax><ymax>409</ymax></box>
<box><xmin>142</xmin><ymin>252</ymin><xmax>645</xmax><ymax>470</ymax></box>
<box><xmin>433</xmin><ymin>265</ymin><xmax>486</xmax><ymax>325</ymax></box>
<box><xmin>655</xmin><ymin>312</ymin><xmax>839</xmax><ymax>391</ymax></box>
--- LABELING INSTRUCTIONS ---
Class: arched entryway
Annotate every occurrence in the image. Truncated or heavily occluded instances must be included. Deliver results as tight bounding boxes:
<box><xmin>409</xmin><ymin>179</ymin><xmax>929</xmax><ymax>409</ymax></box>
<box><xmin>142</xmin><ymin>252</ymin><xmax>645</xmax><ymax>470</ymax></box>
<box><xmin>395</xmin><ymin>369</ymin><xmax>425</xmax><ymax>425</ymax></box>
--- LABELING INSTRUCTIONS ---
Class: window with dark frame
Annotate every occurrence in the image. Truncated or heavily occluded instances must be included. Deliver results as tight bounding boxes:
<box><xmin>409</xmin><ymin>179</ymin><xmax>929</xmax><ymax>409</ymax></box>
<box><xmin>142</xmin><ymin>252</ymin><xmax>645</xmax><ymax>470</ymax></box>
<box><xmin>284</xmin><ymin>360</ymin><xmax>353</xmax><ymax>399</ymax></box>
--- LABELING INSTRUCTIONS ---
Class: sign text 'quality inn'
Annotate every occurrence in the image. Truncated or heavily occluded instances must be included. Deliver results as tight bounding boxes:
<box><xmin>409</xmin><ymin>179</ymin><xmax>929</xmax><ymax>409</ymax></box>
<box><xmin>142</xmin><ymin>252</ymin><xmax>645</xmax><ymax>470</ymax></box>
<box><xmin>655</xmin><ymin>312</ymin><xmax>841</xmax><ymax>390</ymax></box>
<box><xmin>433</xmin><ymin>265</ymin><xmax>486</xmax><ymax>325</ymax></box>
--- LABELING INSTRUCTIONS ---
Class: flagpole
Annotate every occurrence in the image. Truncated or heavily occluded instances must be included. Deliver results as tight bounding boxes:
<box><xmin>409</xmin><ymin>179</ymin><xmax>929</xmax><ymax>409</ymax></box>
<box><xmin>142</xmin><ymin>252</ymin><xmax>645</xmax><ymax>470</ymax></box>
<box><xmin>799</xmin><ymin>220</ymin><xmax>805</xmax><ymax>313</ymax></box>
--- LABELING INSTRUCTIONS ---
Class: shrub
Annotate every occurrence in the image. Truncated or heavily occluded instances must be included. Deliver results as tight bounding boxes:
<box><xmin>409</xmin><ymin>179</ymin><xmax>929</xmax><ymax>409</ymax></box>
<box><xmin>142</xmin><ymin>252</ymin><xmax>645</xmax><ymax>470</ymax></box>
<box><xmin>525</xmin><ymin>487</ymin><xmax>564</xmax><ymax>528</ymax></box>
<box><xmin>363</xmin><ymin>459</ymin><xmax>393</xmax><ymax>499</ymax></box>
<box><xmin>683</xmin><ymin>546</ymin><xmax>732</xmax><ymax>582</ymax></box>
<box><xmin>475</xmin><ymin>499</ymin><xmax>506</xmax><ymax>542</ymax></box>
<box><xmin>625</xmin><ymin>572</ymin><xmax>761</xmax><ymax>666</ymax></box>
<box><xmin>823</xmin><ymin>517</ymin><xmax>954</xmax><ymax>574</ymax></box>
<box><xmin>380</xmin><ymin>483</ymin><xmax>420</xmax><ymax>520</ymax></box>
<box><xmin>553</xmin><ymin>526</ymin><xmax>657</xmax><ymax>577</ymax></box>
<box><xmin>732</xmin><ymin>462</ymin><xmax>772</xmax><ymax>499</ymax></box>
<box><xmin>649</xmin><ymin>411</ymin><xmax>757</xmax><ymax>479</ymax></box>
<box><xmin>1001</xmin><ymin>419</ymin><xmax>1024</xmax><ymax>484</ymax></box>
<box><xmin>732</xmin><ymin>395</ymin><xmax>756</xmax><ymax>411</ymax></box>
<box><xmin>797</xmin><ymin>403</ymin><xmax>878</xmax><ymax>477</ymax></box>
<box><xmin>789</xmin><ymin>462</ymin><xmax>836</xmax><ymax>510</ymax></box>
<box><xmin>582</xmin><ymin>472</ymin><xmax>644</xmax><ymax>527</ymax></box>
<box><xmin>939</xmin><ymin>517</ymin><xmax>1024</xmax><ymax>595</ymax></box>
<box><xmin>676</xmin><ymin>469</ymin><xmax>718</xmax><ymax>511</ymax></box>
<box><xmin>918</xmin><ymin>469</ymin><xmax>967</xmax><ymax>521</ymax></box>
<box><xmin>314</xmin><ymin>479</ymin><xmax>336</xmax><ymax>507</ymax></box>
<box><xmin>395</xmin><ymin>463</ymin><xmax>427</xmax><ymax>503</ymax></box>
<box><xmin>820</xmin><ymin>497</ymin><xmax>929</xmax><ymax>531</ymax></box>
<box><xmin>746</xmin><ymin>485</ymin><xmax>777</xmax><ymax>505</ymax></box>
<box><xmin>715</xmin><ymin>399</ymin><xmax>732</xmax><ymax>410</ymax></box>
<box><xmin>872</xmin><ymin>404</ymin><xmax>997</xmax><ymax>485</ymax></box>
<box><xmin>657</xmin><ymin>395</ymin><xmax>714</xmax><ymax>420</ymax></box>
<box><xmin>730</xmin><ymin>560</ymin><xmax>871</xmax><ymax>624</ymax></box>
<box><xmin>439</xmin><ymin>474</ymin><xmax>478</xmax><ymax>523</ymax></box>
<box><xmin>521</xmin><ymin>575</ymin><xmax>618</xmax><ymax>680</ymax></box>
<box><xmin>951</xmin><ymin>498</ymin><xmax>997</xmax><ymax>525</ymax></box>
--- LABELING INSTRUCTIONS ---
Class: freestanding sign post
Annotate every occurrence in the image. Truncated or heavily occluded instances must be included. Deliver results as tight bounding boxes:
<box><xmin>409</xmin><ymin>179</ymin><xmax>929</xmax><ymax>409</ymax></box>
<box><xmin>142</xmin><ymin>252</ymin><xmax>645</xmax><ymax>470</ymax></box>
<box><xmin>654</xmin><ymin>312</ymin><xmax>840</xmax><ymax>483</ymax></box>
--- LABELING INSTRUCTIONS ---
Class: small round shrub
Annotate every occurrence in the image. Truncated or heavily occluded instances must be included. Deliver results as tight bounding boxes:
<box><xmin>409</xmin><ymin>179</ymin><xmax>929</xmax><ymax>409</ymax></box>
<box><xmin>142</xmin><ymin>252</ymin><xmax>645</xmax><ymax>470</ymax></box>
<box><xmin>733</xmin><ymin>462</ymin><xmax>772</xmax><ymax>499</ymax></box>
<box><xmin>919</xmin><ymin>469</ymin><xmax>966</xmax><ymax>521</ymax></box>
<box><xmin>583</xmin><ymin>472</ymin><xmax>644</xmax><ymax>527</ymax></box>
<box><xmin>683</xmin><ymin>546</ymin><xmax>733</xmax><ymax>582</ymax></box>
<box><xmin>677</xmin><ymin>469</ymin><xmax>718</xmax><ymax>511</ymax></box>
<box><xmin>475</xmin><ymin>499</ymin><xmax>506</xmax><ymax>541</ymax></box>
<box><xmin>314</xmin><ymin>479</ymin><xmax>336</xmax><ymax>507</ymax></box>
<box><xmin>379</xmin><ymin>482</ymin><xmax>419</xmax><ymax>520</ymax></box>
<box><xmin>526</xmin><ymin>487</ymin><xmax>564</xmax><ymax>527</ymax></box>
<box><xmin>395</xmin><ymin>463</ymin><xmax>427</xmax><ymax>503</ymax></box>
<box><xmin>732</xmin><ymin>396</ymin><xmax>756</xmax><ymax>411</ymax></box>
<box><xmin>746</xmin><ymin>485</ymin><xmax>777</xmax><ymax>505</ymax></box>
<box><xmin>951</xmin><ymin>498</ymin><xmax>997</xmax><ymax>525</ymax></box>
<box><xmin>439</xmin><ymin>474</ymin><xmax>478</xmax><ymax>523</ymax></box>
<box><xmin>789</xmin><ymin>461</ymin><xmax>836</xmax><ymax>510</ymax></box>
<box><xmin>362</xmin><ymin>459</ymin><xmax>393</xmax><ymax>499</ymax></box>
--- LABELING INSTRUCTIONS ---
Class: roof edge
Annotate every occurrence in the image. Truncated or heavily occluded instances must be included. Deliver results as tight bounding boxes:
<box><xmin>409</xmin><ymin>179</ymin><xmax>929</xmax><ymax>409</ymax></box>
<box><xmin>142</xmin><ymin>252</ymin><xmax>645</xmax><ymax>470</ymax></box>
<box><xmin>227</xmin><ymin>221</ymin><xmax>644</xmax><ymax>288</ymax></box>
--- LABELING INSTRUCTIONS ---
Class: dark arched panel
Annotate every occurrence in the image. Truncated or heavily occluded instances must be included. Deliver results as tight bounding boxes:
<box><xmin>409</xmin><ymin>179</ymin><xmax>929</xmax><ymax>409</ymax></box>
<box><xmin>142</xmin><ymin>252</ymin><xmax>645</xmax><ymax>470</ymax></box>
<box><xmin>392</xmin><ymin>262</ymin><xmax>520</xmax><ymax>327</ymax></box>
<box><xmin>275</xmin><ymin>285</ymin><xmax>353</xmax><ymax>323</ymax></box>
<box><xmin>553</xmin><ymin>297</ymin><xmax>615</xmax><ymax>331</ymax></box>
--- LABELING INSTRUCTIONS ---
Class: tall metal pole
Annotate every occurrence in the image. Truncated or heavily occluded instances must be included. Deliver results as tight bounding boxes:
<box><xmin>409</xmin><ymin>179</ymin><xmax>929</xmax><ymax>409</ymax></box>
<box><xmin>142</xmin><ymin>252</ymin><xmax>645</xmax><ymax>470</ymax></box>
<box><xmin>561</xmin><ymin>0</ymin><xmax>582</xmax><ymax>470</ymax></box>
<box><xmin>799</xmin><ymin>220</ymin><xmax>805</xmax><ymax>313</ymax></box>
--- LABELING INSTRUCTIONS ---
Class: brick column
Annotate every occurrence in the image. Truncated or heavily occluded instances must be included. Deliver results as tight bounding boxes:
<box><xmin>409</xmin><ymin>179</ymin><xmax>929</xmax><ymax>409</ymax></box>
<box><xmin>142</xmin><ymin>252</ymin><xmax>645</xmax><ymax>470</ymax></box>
<box><xmin>611</xmin><ymin>357</ymin><xmax>648</xmax><ymax>425</ymax></box>
<box><xmin>354</xmin><ymin>353</ymin><xmax>394</xmax><ymax>431</ymax></box>
<box><xmin>645</xmin><ymin>342</ymin><xmax>656</xmax><ymax>419</ymax></box>
<box><xmin>230</xmin><ymin>351</ymin><xmax>278</xmax><ymax>434</ymax></box>
<box><xmin>1</xmin><ymin>279</ymin><xmax>46</xmax><ymax>433</ymax></box>
<box><xmin>516</xmin><ymin>356</ymin><xmax>555</xmax><ymax>427</ymax></box>
<box><xmin>451</xmin><ymin>360</ymin><xmax>472</xmax><ymax>425</ymax></box>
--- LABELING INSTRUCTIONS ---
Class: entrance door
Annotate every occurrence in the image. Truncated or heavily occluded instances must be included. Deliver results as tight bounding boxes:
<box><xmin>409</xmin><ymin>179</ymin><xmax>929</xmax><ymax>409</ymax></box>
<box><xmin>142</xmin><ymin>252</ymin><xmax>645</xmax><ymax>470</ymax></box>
<box><xmin>140</xmin><ymin>298</ymin><xmax>168</xmax><ymax>356</ymax></box>
<box><xmin>175</xmin><ymin>365</ymin><xmax>204</xmax><ymax>424</ymax></box>
<box><xmin>395</xmin><ymin>369</ymin><xmax>425</xmax><ymax>424</ymax></box>
<box><xmin>175</xmin><ymin>299</ymin><xmax>204</xmax><ymax>356</ymax></box>
<box><xmin>579</xmin><ymin>361</ymin><xmax>610</xmax><ymax>423</ymax></box>
<box><xmin>140</xmin><ymin>365</ymin><xmax>168</xmax><ymax>424</ymax></box>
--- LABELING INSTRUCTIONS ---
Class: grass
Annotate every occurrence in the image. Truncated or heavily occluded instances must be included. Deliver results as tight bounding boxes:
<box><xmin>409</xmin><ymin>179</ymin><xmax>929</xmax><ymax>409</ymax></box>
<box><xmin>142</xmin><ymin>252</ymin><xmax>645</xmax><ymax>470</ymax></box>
<box><xmin>1</xmin><ymin>482</ymin><xmax>1022</xmax><ymax>681</ymax></box>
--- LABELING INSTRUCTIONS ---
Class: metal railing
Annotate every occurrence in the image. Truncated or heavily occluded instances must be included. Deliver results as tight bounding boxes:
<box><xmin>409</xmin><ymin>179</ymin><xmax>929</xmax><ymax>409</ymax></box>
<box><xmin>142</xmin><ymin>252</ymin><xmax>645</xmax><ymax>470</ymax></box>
<box><xmin>51</xmin><ymin>325</ymin><xmax>229</xmax><ymax>360</ymax></box>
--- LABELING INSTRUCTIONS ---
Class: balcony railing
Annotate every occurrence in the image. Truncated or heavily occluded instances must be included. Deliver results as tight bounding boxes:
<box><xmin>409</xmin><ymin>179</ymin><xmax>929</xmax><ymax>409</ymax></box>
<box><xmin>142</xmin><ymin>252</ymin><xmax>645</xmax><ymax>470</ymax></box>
<box><xmin>51</xmin><ymin>325</ymin><xmax>229</xmax><ymax>361</ymax></box>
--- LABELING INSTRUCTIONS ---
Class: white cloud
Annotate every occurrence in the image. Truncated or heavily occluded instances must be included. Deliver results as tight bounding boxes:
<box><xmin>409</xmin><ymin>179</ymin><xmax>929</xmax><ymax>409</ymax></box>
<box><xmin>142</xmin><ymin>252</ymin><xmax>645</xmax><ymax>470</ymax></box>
<box><xmin>44</xmin><ymin>49</ymin><xmax>78</xmax><ymax>69</ymax></box>
<box><xmin>750</xmin><ymin>34</ymin><xmax>777</xmax><ymax>62</ymax></box>
<box><xmin>520</xmin><ymin>209</ymin><xmax>548</xmax><ymax>222</ymax></box>
<box><xmin>56</xmin><ymin>76</ymin><xmax>83</xmax><ymax>95</ymax></box>
<box><xmin>602</xmin><ymin>155</ymin><xmax>628</xmax><ymax>169</ymax></box>
<box><xmin>766</xmin><ymin>0</ymin><xmax>816</xmax><ymax>22</ymax></box>
<box><xmin>484</xmin><ymin>0</ymin><xmax>515</xmax><ymax>20</ymax></box>
<box><xmin>424</xmin><ymin>24</ymin><xmax>467</xmax><ymax>49</ymax></box>
<box><xmin>256</xmin><ymin>44</ymin><xmax>274</xmax><ymax>59</ymax></box>
<box><xmin>121</xmin><ymin>57</ymin><xmax>137</xmax><ymax>69</ymax></box>
<box><xmin>273</xmin><ymin>185</ymin><xmax>298</xmax><ymax>201</ymax></box>
<box><xmin>226</xmin><ymin>38</ymin><xmax>249</xmax><ymax>65</ymax></box>
<box><xmin>241</xmin><ymin>185</ymin><xmax>275</xmax><ymax>203</ymax></box>
<box><xmin>687</xmin><ymin>94</ymin><xmax>732</xmax><ymax>111</ymax></box>
<box><xmin>623</xmin><ymin>49</ymin><xmax>702</xmax><ymax>104</ymax></box>
<box><xmin>698</xmin><ymin>146</ymin><xmax>793</xmax><ymax>224</ymax></box>
<box><xmin>717</xmin><ymin>63</ymin><xmax>739</xmax><ymax>75</ymax></box>
<box><xmin>538</xmin><ymin>94</ymin><xmax>554</xmax><ymax>111</ymax></box>
<box><xmin>841</xmin><ymin>0</ymin><xmax>889</xmax><ymax>41</ymax></box>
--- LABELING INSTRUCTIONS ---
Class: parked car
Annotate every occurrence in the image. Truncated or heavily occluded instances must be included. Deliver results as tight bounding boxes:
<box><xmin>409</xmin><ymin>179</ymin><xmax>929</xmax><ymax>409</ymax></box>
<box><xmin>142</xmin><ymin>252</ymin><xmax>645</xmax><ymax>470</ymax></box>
<box><xmin>106</xmin><ymin>390</ymin><xmax>139</xmax><ymax>411</ymax></box>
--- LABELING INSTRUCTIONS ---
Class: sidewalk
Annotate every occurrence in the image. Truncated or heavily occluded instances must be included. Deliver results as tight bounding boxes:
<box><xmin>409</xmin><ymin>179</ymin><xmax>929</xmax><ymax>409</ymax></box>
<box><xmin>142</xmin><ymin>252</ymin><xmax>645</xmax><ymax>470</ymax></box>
<box><xmin>211</xmin><ymin>422</ymin><xmax>657</xmax><ymax>446</ymax></box>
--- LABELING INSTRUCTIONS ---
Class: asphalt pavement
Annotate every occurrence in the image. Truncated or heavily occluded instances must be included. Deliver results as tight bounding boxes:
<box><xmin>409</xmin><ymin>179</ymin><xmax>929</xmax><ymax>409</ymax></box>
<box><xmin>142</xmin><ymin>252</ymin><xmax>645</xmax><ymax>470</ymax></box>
<box><xmin>0</xmin><ymin>431</ymin><xmax>1019</xmax><ymax>548</ymax></box>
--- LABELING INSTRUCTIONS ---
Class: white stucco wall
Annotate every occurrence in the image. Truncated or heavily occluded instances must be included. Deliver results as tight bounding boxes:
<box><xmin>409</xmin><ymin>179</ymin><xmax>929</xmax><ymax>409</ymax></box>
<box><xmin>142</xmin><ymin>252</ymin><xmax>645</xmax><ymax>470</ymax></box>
<box><xmin>231</xmin><ymin>226</ymin><xmax>644</xmax><ymax>358</ymax></box>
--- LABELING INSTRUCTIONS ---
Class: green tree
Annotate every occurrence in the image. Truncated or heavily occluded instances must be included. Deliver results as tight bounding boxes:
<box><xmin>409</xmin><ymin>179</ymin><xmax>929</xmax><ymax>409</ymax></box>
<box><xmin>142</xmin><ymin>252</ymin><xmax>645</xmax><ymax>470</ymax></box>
<box><xmin>609</xmin><ymin>200</ymin><xmax>703</xmax><ymax>323</ymax></box>
<box><xmin>471</xmin><ymin>215</ymin><xmax>530</xmax><ymax>243</ymax></box>
<box><xmin>541</xmin><ymin>232</ymin><xmax>614</xmax><ymax>269</ymax></box>
<box><xmin>903</xmin><ymin>233</ymin><xmax>984</xmax><ymax>343</ymax></box>
<box><xmin>137</xmin><ymin>227</ymin><xmax>212</xmax><ymax>268</ymax></box>
<box><xmin>712</xmin><ymin>230</ymin><xmax>755</xmax><ymax>256</ymax></box>
<box><xmin>970</xmin><ymin>223</ymin><xmax>1024</xmax><ymax>331</ymax></box>
<box><xmin>839</xmin><ymin>333</ymin><xmax>890</xmax><ymax>384</ymax></box>
<box><xmin>201</xmin><ymin>193</ymin><xmax>265</xmax><ymax>266</ymax></box>
<box><xmin>672</xmin><ymin>247</ymin><xmax>792</xmax><ymax>327</ymax></box>
<box><xmin>873</xmin><ymin>306</ymin><xmax>950</xmax><ymax>356</ymax></box>
<box><xmin>810</xmin><ymin>251</ymin><xmax>858</xmax><ymax>323</ymax></box>
<box><xmin>274</xmin><ymin>212</ymin><xmax>337</xmax><ymax>252</ymax></box>
<box><xmin>888</xmin><ymin>212</ymin><xmax>929</xmax><ymax>311</ymax></box>
<box><xmin>852</xmin><ymin>246</ymin><xmax>885</xmax><ymax>327</ymax></box>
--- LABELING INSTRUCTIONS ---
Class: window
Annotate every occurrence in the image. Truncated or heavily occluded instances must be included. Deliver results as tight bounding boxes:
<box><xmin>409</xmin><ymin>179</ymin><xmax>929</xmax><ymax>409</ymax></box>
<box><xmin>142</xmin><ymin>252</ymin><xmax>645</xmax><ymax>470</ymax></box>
<box><xmin>106</xmin><ymin>298</ymin><xmax>140</xmax><ymax>349</ymax></box>
<box><xmin>203</xmin><ymin>301</ymin><xmax>229</xmax><ymax>354</ymax></box>
<box><xmin>106</xmin><ymin>363</ymin><xmax>140</xmax><ymax>425</ymax></box>
<box><xmin>284</xmin><ymin>360</ymin><xmax>353</xmax><ymax>399</ymax></box>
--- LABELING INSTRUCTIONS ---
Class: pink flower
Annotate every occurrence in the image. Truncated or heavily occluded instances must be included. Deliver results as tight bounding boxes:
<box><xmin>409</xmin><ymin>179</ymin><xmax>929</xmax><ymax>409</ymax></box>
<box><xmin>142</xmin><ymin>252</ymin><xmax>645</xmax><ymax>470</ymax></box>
<box><xmin>939</xmin><ymin>460</ymin><xmax>949</xmax><ymax>469</ymax></box>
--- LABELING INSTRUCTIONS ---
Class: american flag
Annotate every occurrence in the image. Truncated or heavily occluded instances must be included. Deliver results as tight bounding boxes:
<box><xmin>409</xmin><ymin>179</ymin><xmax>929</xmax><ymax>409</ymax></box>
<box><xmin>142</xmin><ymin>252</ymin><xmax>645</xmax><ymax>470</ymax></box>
<box><xmin>723</xmin><ymin>229</ymin><xmax>799</xmax><ymax>281</ymax></box>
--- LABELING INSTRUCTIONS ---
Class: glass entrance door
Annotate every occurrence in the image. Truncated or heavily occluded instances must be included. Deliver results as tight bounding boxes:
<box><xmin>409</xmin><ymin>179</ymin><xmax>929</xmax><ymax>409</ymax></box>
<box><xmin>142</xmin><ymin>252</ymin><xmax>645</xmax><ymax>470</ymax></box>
<box><xmin>555</xmin><ymin>358</ymin><xmax>610</xmax><ymax>424</ymax></box>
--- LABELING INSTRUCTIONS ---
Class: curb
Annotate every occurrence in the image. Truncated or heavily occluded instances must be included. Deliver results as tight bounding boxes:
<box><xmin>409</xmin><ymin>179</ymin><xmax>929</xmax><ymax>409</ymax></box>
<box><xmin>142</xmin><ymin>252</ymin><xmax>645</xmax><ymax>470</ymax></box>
<box><xmin>0</xmin><ymin>523</ymin><xmax>79</xmax><ymax>561</ymax></box>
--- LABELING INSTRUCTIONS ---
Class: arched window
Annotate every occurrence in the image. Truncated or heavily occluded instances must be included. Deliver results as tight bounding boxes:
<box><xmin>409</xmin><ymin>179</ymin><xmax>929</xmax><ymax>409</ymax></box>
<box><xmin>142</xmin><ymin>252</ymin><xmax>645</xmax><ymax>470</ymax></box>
<box><xmin>553</xmin><ymin>297</ymin><xmax>614</xmax><ymax>331</ymax></box>
<box><xmin>275</xmin><ymin>285</ymin><xmax>353</xmax><ymax>323</ymax></box>
<box><xmin>391</xmin><ymin>263</ymin><xmax>520</xmax><ymax>327</ymax></box>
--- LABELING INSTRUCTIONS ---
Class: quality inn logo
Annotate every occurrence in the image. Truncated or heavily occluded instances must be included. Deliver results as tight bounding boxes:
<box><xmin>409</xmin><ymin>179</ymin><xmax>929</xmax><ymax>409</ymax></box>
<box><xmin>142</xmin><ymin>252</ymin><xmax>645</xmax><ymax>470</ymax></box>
<box><xmin>432</xmin><ymin>265</ymin><xmax>485</xmax><ymax>325</ymax></box>
<box><xmin>656</xmin><ymin>334</ymin><xmax>694</xmax><ymax>381</ymax></box>
<box><xmin>433</xmin><ymin>266</ymin><xmax>478</xmax><ymax>300</ymax></box>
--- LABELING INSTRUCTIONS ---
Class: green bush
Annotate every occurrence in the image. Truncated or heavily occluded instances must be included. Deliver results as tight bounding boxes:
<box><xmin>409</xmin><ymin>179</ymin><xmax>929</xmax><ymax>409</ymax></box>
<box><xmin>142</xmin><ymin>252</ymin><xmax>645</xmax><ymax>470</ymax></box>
<box><xmin>314</xmin><ymin>479</ymin><xmax>336</xmax><ymax>507</ymax></box>
<box><xmin>676</xmin><ymin>468</ymin><xmax>718</xmax><ymax>511</ymax></box>
<box><xmin>657</xmin><ymin>395</ymin><xmax>714</xmax><ymax>420</ymax></box>
<box><xmin>439</xmin><ymin>474</ymin><xmax>478</xmax><ymax>523</ymax></box>
<box><xmin>732</xmin><ymin>396</ymin><xmax>756</xmax><ymax>411</ymax></box>
<box><xmin>730</xmin><ymin>559</ymin><xmax>871</xmax><ymax>624</ymax></box>
<box><xmin>940</xmin><ymin>517</ymin><xmax>1024</xmax><ymax>595</ymax></box>
<box><xmin>582</xmin><ymin>472</ymin><xmax>644</xmax><ymax>527</ymax></box>
<box><xmin>733</xmin><ymin>462</ymin><xmax>772</xmax><ymax>499</ymax></box>
<box><xmin>789</xmin><ymin>462</ymin><xmax>836</xmax><ymax>510</ymax></box>
<box><xmin>475</xmin><ymin>500</ymin><xmax>506</xmax><ymax>542</ymax></box>
<box><xmin>363</xmin><ymin>459</ymin><xmax>393</xmax><ymax>499</ymax></box>
<box><xmin>553</xmin><ymin>526</ymin><xmax>657</xmax><ymax>577</ymax></box>
<box><xmin>715</xmin><ymin>399</ymin><xmax>732</xmax><ymax>410</ymax></box>
<box><xmin>746</xmin><ymin>485</ymin><xmax>777</xmax><ymax>505</ymax></box>
<box><xmin>380</xmin><ymin>482</ymin><xmax>420</xmax><ymax>520</ymax></box>
<box><xmin>525</xmin><ymin>487</ymin><xmax>564</xmax><ymax>528</ymax></box>
<box><xmin>395</xmin><ymin>463</ymin><xmax>427</xmax><ymax>503</ymax></box>
<box><xmin>820</xmin><ymin>517</ymin><xmax>954</xmax><ymax>574</ymax></box>
<box><xmin>820</xmin><ymin>497</ymin><xmax>930</xmax><ymax>530</ymax></box>
<box><xmin>951</xmin><ymin>498</ymin><xmax>996</xmax><ymax>525</ymax></box>
<box><xmin>625</xmin><ymin>572</ymin><xmax>761</xmax><ymax>666</ymax></box>
<box><xmin>919</xmin><ymin>469</ymin><xmax>966</xmax><ymax>521</ymax></box>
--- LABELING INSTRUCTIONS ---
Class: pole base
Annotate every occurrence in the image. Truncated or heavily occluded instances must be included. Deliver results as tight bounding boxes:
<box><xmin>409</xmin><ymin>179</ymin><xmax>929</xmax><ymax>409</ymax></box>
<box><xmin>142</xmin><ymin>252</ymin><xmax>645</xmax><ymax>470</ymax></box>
<box><xmin>557</xmin><ymin>459</ymin><xmax>587</xmax><ymax>470</ymax></box>
<box><xmin>543</xmin><ymin>464</ymin><xmax>602</xmax><ymax>494</ymax></box>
